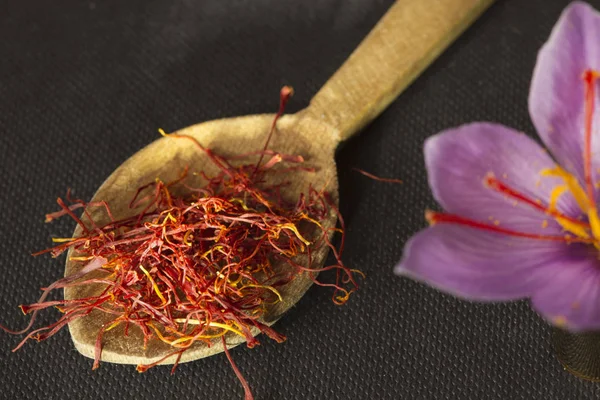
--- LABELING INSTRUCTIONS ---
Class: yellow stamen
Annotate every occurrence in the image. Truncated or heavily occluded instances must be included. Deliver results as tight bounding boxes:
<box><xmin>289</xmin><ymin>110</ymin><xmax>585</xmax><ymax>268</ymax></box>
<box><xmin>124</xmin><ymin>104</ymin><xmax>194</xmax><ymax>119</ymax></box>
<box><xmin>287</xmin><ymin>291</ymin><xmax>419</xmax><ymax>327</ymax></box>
<box><xmin>300</xmin><ymin>213</ymin><xmax>323</xmax><ymax>228</ymax></box>
<box><xmin>68</xmin><ymin>256</ymin><xmax>94</xmax><ymax>261</ymax></box>
<box><xmin>547</xmin><ymin>185</ymin><xmax>568</xmax><ymax>211</ymax></box>
<box><xmin>230</xmin><ymin>198</ymin><xmax>250</xmax><ymax>211</ymax></box>
<box><xmin>589</xmin><ymin>207</ymin><xmax>600</xmax><ymax>239</ymax></box>
<box><xmin>276</xmin><ymin>223</ymin><xmax>311</xmax><ymax>246</ymax></box>
<box><xmin>200</xmin><ymin>245</ymin><xmax>223</xmax><ymax>259</ymax></box>
<box><xmin>542</xmin><ymin>167</ymin><xmax>590</xmax><ymax>212</ymax></box>
<box><xmin>228</xmin><ymin>274</ymin><xmax>243</xmax><ymax>287</ymax></box>
<box><xmin>104</xmin><ymin>320</ymin><xmax>122</xmax><ymax>332</ymax></box>
<box><xmin>556</xmin><ymin>216</ymin><xmax>590</xmax><ymax>239</ymax></box>
<box><xmin>542</xmin><ymin>167</ymin><xmax>596</xmax><ymax>239</ymax></box>
<box><xmin>52</xmin><ymin>237</ymin><xmax>77</xmax><ymax>243</ymax></box>
<box><xmin>148</xmin><ymin>323</ymin><xmax>193</xmax><ymax>346</ymax></box>
<box><xmin>163</xmin><ymin>187</ymin><xmax>173</xmax><ymax>208</ymax></box>
<box><xmin>241</xmin><ymin>284</ymin><xmax>283</xmax><ymax>303</ymax></box>
<box><xmin>139</xmin><ymin>265</ymin><xmax>167</xmax><ymax>305</ymax></box>
<box><xmin>335</xmin><ymin>289</ymin><xmax>351</xmax><ymax>304</ymax></box>
<box><xmin>166</xmin><ymin>324</ymin><xmax>242</xmax><ymax>347</ymax></box>
<box><xmin>351</xmin><ymin>269</ymin><xmax>367</xmax><ymax>279</ymax></box>
<box><xmin>183</xmin><ymin>230</ymin><xmax>194</xmax><ymax>247</ymax></box>
<box><xmin>171</xmin><ymin>319</ymin><xmax>237</xmax><ymax>339</ymax></box>
<box><xmin>164</xmin><ymin>212</ymin><xmax>177</xmax><ymax>224</ymax></box>
<box><xmin>170</xmin><ymin>321</ymin><xmax>245</xmax><ymax>340</ymax></box>
<box><xmin>174</xmin><ymin>318</ymin><xmax>203</xmax><ymax>325</ymax></box>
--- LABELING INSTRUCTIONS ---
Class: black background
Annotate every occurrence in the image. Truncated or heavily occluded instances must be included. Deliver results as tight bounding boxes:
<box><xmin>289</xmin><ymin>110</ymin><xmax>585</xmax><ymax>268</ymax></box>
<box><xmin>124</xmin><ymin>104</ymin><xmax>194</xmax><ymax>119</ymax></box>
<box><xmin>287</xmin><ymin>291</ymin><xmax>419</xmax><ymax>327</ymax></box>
<box><xmin>1</xmin><ymin>0</ymin><xmax>598</xmax><ymax>399</ymax></box>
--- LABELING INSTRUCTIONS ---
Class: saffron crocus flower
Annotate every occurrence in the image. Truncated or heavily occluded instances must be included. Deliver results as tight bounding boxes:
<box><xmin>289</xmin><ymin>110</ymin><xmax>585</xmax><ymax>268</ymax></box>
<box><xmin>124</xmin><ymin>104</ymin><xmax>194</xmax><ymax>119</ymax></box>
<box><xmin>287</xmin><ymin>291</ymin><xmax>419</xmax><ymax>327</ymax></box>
<box><xmin>395</xmin><ymin>1</ymin><xmax>600</xmax><ymax>332</ymax></box>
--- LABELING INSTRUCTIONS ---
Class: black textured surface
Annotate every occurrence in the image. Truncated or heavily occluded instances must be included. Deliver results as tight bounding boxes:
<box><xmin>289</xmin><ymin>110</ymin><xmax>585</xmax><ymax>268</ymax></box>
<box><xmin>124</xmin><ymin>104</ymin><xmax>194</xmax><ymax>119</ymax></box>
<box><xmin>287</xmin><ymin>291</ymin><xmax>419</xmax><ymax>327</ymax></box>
<box><xmin>1</xmin><ymin>0</ymin><xmax>598</xmax><ymax>399</ymax></box>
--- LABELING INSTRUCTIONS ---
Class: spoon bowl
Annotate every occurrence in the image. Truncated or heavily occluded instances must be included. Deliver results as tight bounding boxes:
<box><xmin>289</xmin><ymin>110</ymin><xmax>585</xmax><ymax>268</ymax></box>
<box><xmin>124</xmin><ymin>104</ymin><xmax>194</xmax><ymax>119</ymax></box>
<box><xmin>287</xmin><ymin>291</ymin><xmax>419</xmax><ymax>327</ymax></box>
<box><xmin>65</xmin><ymin>113</ymin><xmax>342</xmax><ymax>364</ymax></box>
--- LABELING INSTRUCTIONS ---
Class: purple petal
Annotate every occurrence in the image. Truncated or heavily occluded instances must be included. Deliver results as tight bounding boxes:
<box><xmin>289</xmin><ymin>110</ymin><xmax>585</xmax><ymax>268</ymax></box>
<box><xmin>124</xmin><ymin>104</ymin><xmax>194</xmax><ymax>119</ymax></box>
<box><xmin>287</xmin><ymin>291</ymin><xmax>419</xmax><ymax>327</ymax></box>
<box><xmin>531</xmin><ymin>248</ymin><xmax>600</xmax><ymax>332</ymax></box>
<box><xmin>395</xmin><ymin>224</ymin><xmax>593</xmax><ymax>303</ymax></box>
<box><xmin>529</xmin><ymin>1</ymin><xmax>600</xmax><ymax>185</ymax></box>
<box><xmin>425</xmin><ymin>122</ymin><xmax>580</xmax><ymax>234</ymax></box>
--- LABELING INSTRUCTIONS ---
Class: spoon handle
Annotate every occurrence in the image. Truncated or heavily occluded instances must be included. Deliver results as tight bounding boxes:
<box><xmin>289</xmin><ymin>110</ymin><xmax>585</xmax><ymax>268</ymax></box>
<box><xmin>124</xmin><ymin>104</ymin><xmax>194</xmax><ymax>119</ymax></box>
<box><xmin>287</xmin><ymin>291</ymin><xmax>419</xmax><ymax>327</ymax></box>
<box><xmin>303</xmin><ymin>0</ymin><xmax>495</xmax><ymax>143</ymax></box>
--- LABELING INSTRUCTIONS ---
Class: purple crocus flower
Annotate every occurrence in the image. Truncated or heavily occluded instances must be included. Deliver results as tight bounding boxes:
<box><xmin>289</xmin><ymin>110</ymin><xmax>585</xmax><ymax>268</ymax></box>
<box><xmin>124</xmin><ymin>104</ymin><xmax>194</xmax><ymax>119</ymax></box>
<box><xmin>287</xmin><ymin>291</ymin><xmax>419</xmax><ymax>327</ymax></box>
<box><xmin>395</xmin><ymin>1</ymin><xmax>600</xmax><ymax>332</ymax></box>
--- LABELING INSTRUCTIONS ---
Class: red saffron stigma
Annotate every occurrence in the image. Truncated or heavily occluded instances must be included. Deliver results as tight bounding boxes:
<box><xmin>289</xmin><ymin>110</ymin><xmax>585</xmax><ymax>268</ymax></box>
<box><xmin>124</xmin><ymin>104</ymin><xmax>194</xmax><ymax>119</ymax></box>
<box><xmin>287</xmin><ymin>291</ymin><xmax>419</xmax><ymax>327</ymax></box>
<box><xmin>352</xmin><ymin>168</ymin><xmax>403</xmax><ymax>184</ymax></box>
<box><xmin>222</xmin><ymin>336</ymin><xmax>254</xmax><ymax>400</ymax></box>
<box><xmin>1</xmin><ymin>87</ymin><xmax>360</xmax><ymax>399</ymax></box>
<box><xmin>484</xmin><ymin>174</ymin><xmax>589</xmax><ymax>227</ymax></box>
<box><xmin>253</xmin><ymin>85</ymin><xmax>295</xmax><ymax>177</ymax></box>
<box><xmin>583</xmin><ymin>69</ymin><xmax>600</xmax><ymax>207</ymax></box>
<box><xmin>425</xmin><ymin>210</ymin><xmax>595</xmax><ymax>243</ymax></box>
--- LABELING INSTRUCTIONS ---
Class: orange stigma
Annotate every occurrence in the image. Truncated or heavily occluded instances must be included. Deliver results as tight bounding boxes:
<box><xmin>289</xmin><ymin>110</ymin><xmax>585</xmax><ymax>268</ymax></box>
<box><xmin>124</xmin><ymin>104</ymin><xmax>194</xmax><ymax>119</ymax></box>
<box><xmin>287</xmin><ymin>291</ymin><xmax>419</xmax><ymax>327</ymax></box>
<box><xmin>583</xmin><ymin>69</ymin><xmax>600</xmax><ymax>240</ymax></box>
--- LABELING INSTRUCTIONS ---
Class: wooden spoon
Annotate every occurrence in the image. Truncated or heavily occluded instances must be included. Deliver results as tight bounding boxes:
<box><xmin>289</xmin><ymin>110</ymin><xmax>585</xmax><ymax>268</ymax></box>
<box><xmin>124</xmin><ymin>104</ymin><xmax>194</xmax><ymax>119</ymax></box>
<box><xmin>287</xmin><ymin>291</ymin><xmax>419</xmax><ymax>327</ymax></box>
<box><xmin>65</xmin><ymin>0</ymin><xmax>495</xmax><ymax>366</ymax></box>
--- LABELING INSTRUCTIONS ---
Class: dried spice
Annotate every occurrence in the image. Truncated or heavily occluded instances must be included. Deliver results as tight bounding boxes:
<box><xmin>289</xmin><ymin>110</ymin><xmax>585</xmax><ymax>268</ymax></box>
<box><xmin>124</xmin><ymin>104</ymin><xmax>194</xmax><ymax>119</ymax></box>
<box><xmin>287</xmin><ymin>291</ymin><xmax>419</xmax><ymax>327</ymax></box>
<box><xmin>1</xmin><ymin>87</ymin><xmax>360</xmax><ymax>399</ymax></box>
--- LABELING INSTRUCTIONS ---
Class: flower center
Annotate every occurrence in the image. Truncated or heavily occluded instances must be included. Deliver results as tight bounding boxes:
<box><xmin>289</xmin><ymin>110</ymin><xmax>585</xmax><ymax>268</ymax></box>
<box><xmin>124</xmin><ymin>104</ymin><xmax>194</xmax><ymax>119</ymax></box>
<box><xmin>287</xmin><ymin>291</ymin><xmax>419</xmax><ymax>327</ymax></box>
<box><xmin>427</xmin><ymin>69</ymin><xmax>600</xmax><ymax>247</ymax></box>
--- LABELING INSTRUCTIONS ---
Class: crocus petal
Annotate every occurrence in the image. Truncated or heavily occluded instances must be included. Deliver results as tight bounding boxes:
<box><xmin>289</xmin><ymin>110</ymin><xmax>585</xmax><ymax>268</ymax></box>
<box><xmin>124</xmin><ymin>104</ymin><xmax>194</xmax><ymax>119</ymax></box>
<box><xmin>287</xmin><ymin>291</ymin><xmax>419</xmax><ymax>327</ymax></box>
<box><xmin>395</xmin><ymin>223</ymin><xmax>591</xmax><ymax>302</ymax></box>
<box><xmin>531</xmin><ymin>248</ymin><xmax>600</xmax><ymax>332</ymax></box>
<box><xmin>425</xmin><ymin>122</ymin><xmax>579</xmax><ymax>234</ymax></box>
<box><xmin>529</xmin><ymin>1</ymin><xmax>600</xmax><ymax>185</ymax></box>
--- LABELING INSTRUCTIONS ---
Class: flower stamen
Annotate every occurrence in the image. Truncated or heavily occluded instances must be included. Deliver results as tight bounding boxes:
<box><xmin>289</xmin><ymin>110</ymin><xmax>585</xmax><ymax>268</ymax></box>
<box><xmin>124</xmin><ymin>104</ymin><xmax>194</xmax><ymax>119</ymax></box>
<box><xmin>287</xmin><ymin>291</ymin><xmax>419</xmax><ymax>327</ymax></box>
<box><xmin>484</xmin><ymin>174</ymin><xmax>588</xmax><ymax>228</ymax></box>
<box><xmin>425</xmin><ymin>210</ymin><xmax>595</xmax><ymax>244</ymax></box>
<box><xmin>541</xmin><ymin>166</ymin><xmax>590</xmax><ymax>212</ymax></box>
<box><xmin>547</xmin><ymin>185</ymin><xmax>591</xmax><ymax>238</ymax></box>
<box><xmin>583</xmin><ymin>69</ymin><xmax>600</xmax><ymax>240</ymax></box>
<box><xmin>583</xmin><ymin>70</ymin><xmax>600</xmax><ymax>202</ymax></box>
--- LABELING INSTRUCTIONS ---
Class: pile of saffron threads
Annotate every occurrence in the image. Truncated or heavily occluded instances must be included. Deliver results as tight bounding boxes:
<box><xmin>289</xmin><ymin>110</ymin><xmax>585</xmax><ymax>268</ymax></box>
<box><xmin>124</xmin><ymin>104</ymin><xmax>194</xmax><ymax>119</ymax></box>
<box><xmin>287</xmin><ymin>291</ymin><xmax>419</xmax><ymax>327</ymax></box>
<box><xmin>0</xmin><ymin>87</ymin><xmax>360</xmax><ymax>400</ymax></box>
